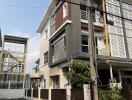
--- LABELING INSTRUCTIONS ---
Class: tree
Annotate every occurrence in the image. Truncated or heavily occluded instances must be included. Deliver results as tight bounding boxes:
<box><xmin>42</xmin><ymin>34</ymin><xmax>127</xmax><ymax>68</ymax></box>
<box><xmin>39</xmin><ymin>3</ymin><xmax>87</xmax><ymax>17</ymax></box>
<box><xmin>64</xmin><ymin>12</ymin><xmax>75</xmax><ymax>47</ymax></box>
<box><xmin>64</xmin><ymin>60</ymin><xmax>90</xmax><ymax>88</ymax></box>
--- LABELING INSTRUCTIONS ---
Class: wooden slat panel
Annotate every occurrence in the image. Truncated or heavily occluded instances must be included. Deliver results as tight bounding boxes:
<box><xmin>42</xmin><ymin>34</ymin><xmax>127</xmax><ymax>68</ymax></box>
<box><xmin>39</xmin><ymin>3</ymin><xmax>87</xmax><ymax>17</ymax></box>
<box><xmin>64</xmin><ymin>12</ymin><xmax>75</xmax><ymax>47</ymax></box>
<box><xmin>51</xmin><ymin>89</ymin><xmax>66</xmax><ymax>100</ymax></box>
<box><xmin>71</xmin><ymin>89</ymin><xmax>84</xmax><ymax>100</ymax></box>
<box><xmin>41</xmin><ymin>89</ymin><xmax>49</xmax><ymax>99</ymax></box>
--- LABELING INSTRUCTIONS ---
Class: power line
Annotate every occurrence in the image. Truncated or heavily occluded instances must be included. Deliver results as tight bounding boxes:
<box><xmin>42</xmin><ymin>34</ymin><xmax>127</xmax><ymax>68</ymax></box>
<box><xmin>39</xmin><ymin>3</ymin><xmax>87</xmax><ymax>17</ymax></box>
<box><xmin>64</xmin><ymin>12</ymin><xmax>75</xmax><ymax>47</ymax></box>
<box><xmin>0</xmin><ymin>3</ymin><xmax>47</xmax><ymax>9</ymax></box>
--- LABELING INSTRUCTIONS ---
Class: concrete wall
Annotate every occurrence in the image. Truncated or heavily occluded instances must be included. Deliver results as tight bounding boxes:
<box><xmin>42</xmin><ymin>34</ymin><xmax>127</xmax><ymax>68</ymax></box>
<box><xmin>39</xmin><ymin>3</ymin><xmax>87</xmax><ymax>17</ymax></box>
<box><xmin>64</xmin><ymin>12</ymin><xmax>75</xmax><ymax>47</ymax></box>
<box><xmin>39</xmin><ymin>64</ymin><xmax>50</xmax><ymax>89</ymax></box>
<box><xmin>39</xmin><ymin>19</ymin><xmax>50</xmax><ymax>89</ymax></box>
<box><xmin>0</xmin><ymin>89</ymin><xmax>25</xmax><ymax>99</ymax></box>
<box><xmin>60</xmin><ymin>68</ymin><xmax>68</xmax><ymax>88</ymax></box>
<box><xmin>40</xmin><ymin>20</ymin><xmax>50</xmax><ymax>66</ymax></box>
<box><xmin>70</xmin><ymin>0</ymin><xmax>82</xmax><ymax>55</ymax></box>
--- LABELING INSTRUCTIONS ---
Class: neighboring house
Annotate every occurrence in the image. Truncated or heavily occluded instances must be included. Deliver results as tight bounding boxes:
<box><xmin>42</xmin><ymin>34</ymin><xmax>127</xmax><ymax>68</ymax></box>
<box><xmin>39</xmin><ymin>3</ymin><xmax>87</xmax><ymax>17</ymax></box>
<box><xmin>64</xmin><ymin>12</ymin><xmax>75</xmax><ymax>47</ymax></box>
<box><xmin>0</xmin><ymin>34</ymin><xmax>28</xmax><ymax>99</ymax></box>
<box><xmin>30</xmin><ymin>59</ymin><xmax>41</xmax><ymax>88</ymax></box>
<box><xmin>35</xmin><ymin>0</ymin><xmax>132</xmax><ymax>89</ymax></box>
<box><xmin>0</xmin><ymin>35</ymin><xmax>28</xmax><ymax>89</ymax></box>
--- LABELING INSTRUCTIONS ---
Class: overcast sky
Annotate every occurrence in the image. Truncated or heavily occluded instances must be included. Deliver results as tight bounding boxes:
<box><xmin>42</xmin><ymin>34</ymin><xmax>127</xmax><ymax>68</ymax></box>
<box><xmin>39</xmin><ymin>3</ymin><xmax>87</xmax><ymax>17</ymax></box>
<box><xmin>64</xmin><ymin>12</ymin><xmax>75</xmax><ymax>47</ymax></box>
<box><xmin>0</xmin><ymin>0</ymin><xmax>50</xmax><ymax>73</ymax></box>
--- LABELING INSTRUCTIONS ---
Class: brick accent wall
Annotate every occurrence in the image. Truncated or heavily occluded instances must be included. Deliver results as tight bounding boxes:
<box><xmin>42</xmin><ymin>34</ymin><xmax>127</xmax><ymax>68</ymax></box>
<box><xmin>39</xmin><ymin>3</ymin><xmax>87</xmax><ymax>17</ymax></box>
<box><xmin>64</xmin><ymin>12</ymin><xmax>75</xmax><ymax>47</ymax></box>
<box><xmin>55</xmin><ymin>1</ymin><xmax>71</xmax><ymax>30</ymax></box>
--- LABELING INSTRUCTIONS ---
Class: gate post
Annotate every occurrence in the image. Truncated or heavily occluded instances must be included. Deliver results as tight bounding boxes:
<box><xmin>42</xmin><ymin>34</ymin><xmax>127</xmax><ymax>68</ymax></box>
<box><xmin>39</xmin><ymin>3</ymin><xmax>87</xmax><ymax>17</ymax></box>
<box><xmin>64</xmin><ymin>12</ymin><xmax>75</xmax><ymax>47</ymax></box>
<box><xmin>83</xmin><ymin>84</ymin><xmax>91</xmax><ymax>100</ymax></box>
<box><xmin>38</xmin><ymin>87</ymin><xmax>41</xmax><ymax>100</ymax></box>
<box><xmin>31</xmin><ymin>88</ymin><xmax>34</xmax><ymax>100</ymax></box>
<box><xmin>49</xmin><ymin>87</ymin><xmax>51</xmax><ymax>100</ymax></box>
<box><xmin>66</xmin><ymin>85</ymin><xmax>71</xmax><ymax>100</ymax></box>
<box><xmin>25</xmin><ymin>88</ymin><xmax>28</xmax><ymax>99</ymax></box>
<box><xmin>8</xmin><ymin>82</ymin><xmax>10</xmax><ymax>89</ymax></box>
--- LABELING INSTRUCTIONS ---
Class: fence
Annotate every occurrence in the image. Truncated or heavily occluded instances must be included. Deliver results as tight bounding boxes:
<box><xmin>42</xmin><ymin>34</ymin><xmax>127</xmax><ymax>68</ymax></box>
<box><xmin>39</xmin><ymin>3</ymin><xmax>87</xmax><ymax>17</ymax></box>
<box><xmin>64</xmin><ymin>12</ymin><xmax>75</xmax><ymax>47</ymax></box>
<box><xmin>25</xmin><ymin>87</ymin><xmax>85</xmax><ymax>100</ymax></box>
<box><xmin>51</xmin><ymin>89</ymin><xmax>66</xmax><ymax>100</ymax></box>
<box><xmin>33</xmin><ymin>89</ymin><xmax>38</xmax><ymax>98</ymax></box>
<box><xmin>122</xmin><ymin>85</ymin><xmax>132</xmax><ymax>100</ymax></box>
<box><xmin>25</xmin><ymin>87</ymin><xmax>132</xmax><ymax>100</ymax></box>
<box><xmin>41</xmin><ymin>89</ymin><xmax>49</xmax><ymax>99</ymax></box>
<box><xmin>71</xmin><ymin>89</ymin><xmax>84</xmax><ymax>100</ymax></box>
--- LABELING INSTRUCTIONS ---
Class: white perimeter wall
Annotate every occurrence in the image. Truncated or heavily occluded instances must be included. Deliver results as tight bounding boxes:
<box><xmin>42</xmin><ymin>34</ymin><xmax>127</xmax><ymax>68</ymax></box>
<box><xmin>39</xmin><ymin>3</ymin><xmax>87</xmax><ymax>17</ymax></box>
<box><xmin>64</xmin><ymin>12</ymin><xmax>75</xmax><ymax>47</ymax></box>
<box><xmin>0</xmin><ymin>89</ymin><xmax>25</xmax><ymax>99</ymax></box>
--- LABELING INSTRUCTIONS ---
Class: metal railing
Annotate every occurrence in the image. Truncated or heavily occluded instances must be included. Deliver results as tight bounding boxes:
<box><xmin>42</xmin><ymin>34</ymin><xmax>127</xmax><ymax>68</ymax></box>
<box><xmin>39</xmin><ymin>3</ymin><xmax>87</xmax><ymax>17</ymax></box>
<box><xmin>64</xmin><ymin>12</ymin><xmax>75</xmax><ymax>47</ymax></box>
<box><xmin>0</xmin><ymin>81</ymin><xmax>24</xmax><ymax>89</ymax></box>
<box><xmin>80</xmin><ymin>10</ymin><xmax>104</xmax><ymax>24</ymax></box>
<box><xmin>80</xmin><ymin>10</ymin><xmax>88</xmax><ymax>20</ymax></box>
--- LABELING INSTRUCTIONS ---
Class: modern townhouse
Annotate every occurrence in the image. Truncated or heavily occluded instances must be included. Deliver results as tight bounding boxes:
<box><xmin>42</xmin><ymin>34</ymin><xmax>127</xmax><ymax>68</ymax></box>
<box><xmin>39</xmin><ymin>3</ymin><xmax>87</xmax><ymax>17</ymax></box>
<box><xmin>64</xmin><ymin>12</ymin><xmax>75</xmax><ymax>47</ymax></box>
<box><xmin>35</xmin><ymin>0</ymin><xmax>132</xmax><ymax>89</ymax></box>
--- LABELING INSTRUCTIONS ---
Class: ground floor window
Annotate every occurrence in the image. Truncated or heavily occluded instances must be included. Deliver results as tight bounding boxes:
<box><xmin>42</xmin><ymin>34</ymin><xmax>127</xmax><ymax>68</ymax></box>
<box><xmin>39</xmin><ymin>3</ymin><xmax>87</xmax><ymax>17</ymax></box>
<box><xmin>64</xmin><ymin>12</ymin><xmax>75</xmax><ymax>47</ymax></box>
<box><xmin>52</xmin><ymin>75</ymin><xmax>60</xmax><ymax>89</ymax></box>
<box><xmin>44</xmin><ymin>79</ymin><xmax>46</xmax><ymax>88</ymax></box>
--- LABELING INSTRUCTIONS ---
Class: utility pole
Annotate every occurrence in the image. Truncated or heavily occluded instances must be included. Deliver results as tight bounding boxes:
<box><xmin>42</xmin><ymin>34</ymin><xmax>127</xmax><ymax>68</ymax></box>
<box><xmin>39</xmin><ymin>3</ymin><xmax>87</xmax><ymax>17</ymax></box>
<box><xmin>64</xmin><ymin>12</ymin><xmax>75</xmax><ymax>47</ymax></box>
<box><xmin>87</xmin><ymin>0</ymin><xmax>98</xmax><ymax>100</ymax></box>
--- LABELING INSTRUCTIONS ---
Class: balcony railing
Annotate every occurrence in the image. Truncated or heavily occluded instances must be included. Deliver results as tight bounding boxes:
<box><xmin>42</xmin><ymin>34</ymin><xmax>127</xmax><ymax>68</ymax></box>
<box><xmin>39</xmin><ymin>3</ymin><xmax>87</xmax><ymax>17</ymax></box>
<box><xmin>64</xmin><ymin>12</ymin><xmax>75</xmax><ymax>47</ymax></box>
<box><xmin>80</xmin><ymin>10</ymin><xmax>104</xmax><ymax>24</ymax></box>
<box><xmin>0</xmin><ymin>81</ymin><xmax>24</xmax><ymax>89</ymax></box>
<box><xmin>80</xmin><ymin>10</ymin><xmax>88</xmax><ymax>20</ymax></box>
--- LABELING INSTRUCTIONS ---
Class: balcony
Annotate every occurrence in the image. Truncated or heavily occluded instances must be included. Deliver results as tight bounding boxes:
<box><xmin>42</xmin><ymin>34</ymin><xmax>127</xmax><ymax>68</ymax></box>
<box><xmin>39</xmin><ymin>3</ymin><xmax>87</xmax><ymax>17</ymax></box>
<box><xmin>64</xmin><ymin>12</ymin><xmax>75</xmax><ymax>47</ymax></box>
<box><xmin>80</xmin><ymin>10</ymin><xmax>104</xmax><ymax>27</ymax></box>
<box><xmin>80</xmin><ymin>10</ymin><xmax>88</xmax><ymax>20</ymax></box>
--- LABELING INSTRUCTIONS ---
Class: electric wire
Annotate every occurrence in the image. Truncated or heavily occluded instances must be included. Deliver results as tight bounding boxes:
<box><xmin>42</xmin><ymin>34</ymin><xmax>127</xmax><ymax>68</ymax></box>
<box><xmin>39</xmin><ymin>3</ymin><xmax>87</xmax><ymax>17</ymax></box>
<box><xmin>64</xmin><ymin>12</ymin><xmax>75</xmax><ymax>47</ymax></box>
<box><xmin>0</xmin><ymin>3</ymin><xmax>47</xmax><ymax>8</ymax></box>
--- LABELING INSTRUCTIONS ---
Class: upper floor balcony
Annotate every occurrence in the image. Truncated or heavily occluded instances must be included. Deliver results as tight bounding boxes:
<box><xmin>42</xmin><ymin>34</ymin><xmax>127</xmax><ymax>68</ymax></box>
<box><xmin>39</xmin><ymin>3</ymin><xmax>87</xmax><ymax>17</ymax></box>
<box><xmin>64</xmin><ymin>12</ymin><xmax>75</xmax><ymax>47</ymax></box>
<box><xmin>80</xmin><ymin>10</ymin><xmax>104</xmax><ymax>27</ymax></box>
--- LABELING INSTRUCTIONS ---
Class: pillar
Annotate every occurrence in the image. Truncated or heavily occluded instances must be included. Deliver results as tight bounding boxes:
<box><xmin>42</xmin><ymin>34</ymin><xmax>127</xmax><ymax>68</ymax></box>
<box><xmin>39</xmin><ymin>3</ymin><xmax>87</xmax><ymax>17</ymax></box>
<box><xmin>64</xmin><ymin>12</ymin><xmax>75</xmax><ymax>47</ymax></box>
<box><xmin>49</xmin><ymin>87</ymin><xmax>51</xmax><ymax>100</ymax></box>
<box><xmin>38</xmin><ymin>87</ymin><xmax>41</xmax><ymax>100</ymax></box>
<box><xmin>31</xmin><ymin>88</ymin><xmax>34</xmax><ymax>100</ymax></box>
<box><xmin>118</xmin><ymin>70</ymin><xmax>122</xmax><ymax>83</ymax></box>
<box><xmin>8</xmin><ymin>81</ymin><xmax>10</xmax><ymax>89</ymax></box>
<box><xmin>110</xmin><ymin>65</ymin><xmax>113</xmax><ymax>79</ymax></box>
<box><xmin>83</xmin><ymin>84</ymin><xmax>91</xmax><ymax>100</ymax></box>
<box><xmin>66</xmin><ymin>85</ymin><xmax>71</xmax><ymax>100</ymax></box>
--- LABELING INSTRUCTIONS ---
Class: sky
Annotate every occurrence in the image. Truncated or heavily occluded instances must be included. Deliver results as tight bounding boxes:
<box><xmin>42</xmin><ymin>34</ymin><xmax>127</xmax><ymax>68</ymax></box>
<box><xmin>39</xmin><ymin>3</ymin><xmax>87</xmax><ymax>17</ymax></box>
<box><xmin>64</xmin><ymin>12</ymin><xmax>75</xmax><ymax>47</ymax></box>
<box><xmin>0</xmin><ymin>0</ymin><xmax>50</xmax><ymax>73</ymax></box>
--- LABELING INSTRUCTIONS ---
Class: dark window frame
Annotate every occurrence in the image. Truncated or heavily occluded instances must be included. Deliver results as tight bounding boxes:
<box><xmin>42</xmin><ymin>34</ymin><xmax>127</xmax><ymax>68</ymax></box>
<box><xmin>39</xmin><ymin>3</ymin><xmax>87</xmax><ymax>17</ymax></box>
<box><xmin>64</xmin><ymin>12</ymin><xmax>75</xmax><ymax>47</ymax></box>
<box><xmin>81</xmin><ymin>35</ymin><xmax>89</xmax><ymax>53</ymax></box>
<box><xmin>44</xmin><ymin>51</ymin><xmax>48</xmax><ymax>64</ymax></box>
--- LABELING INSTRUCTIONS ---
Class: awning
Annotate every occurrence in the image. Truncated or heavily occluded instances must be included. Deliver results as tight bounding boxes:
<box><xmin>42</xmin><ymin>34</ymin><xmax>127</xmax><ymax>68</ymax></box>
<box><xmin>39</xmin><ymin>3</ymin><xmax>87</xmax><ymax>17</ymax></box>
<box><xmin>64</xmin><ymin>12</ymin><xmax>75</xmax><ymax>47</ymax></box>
<box><xmin>107</xmin><ymin>60</ymin><xmax>132</xmax><ymax>69</ymax></box>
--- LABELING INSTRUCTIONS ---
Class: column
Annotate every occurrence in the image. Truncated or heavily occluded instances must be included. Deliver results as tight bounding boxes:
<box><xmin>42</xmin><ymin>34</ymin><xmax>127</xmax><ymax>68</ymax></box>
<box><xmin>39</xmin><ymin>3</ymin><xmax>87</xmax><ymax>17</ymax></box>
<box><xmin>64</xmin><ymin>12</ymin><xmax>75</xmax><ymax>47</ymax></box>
<box><xmin>66</xmin><ymin>85</ymin><xmax>71</xmax><ymax>100</ymax></box>
<box><xmin>8</xmin><ymin>81</ymin><xmax>10</xmax><ymax>89</ymax></box>
<box><xmin>49</xmin><ymin>87</ymin><xmax>52</xmax><ymax>100</ymax></box>
<box><xmin>110</xmin><ymin>65</ymin><xmax>113</xmax><ymax>79</ymax></box>
<box><xmin>31</xmin><ymin>88</ymin><xmax>34</xmax><ymax>100</ymax></box>
<box><xmin>38</xmin><ymin>87</ymin><xmax>41</xmax><ymax>100</ymax></box>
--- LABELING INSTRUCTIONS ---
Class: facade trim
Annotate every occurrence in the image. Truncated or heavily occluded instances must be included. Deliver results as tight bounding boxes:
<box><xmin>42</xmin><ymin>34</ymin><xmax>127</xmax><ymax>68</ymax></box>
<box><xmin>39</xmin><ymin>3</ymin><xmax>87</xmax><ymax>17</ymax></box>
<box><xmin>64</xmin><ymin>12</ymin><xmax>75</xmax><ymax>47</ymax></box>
<box><xmin>50</xmin><ymin>20</ymin><xmax>72</xmax><ymax>39</ymax></box>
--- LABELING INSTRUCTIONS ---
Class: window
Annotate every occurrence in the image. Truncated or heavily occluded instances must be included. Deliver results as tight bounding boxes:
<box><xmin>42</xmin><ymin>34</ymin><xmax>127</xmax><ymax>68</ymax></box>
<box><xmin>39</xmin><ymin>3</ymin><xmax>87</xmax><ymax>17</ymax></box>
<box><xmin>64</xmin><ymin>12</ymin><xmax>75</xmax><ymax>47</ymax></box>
<box><xmin>80</xmin><ymin>5</ymin><xmax>88</xmax><ymax>20</ymax></box>
<box><xmin>52</xmin><ymin>76</ymin><xmax>60</xmax><ymax>89</ymax></box>
<box><xmin>63</xmin><ymin>2</ymin><xmax>68</xmax><ymax>18</ymax></box>
<box><xmin>44</xmin><ymin>79</ymin><xmax>46</xmax><ymax>88</ymax></box>
<box><xmin>44</xmin><ymin>51</ymin><xmax>48</xmax><ymax>64</ymax></box>
<box><xmin>81</xmin><ymin>35</ymin><xmax>88</xmax><ymax>53</ymax></box>
<box><xmin>64</xmin><ymin>36</ymin><xmax>66</xmax><ymax>48</ymax></box>
<box><xmin>44</xmin><ymin>29</ymin><xmax>48</xmax><ymax>39</ymax></box>
<box><xmin>81</xmin><ymin>23</ymin><xmax>88</xmax><ymax>31</ymax></box>
<box><xmin>50</xmin><ymin>15</ymin><xmax>56</xmax><ymax>28</ymax></box>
